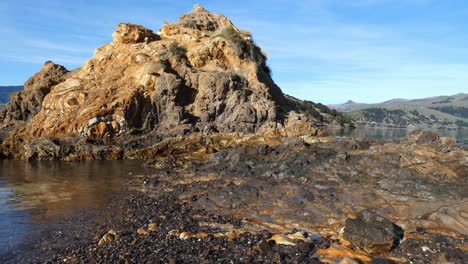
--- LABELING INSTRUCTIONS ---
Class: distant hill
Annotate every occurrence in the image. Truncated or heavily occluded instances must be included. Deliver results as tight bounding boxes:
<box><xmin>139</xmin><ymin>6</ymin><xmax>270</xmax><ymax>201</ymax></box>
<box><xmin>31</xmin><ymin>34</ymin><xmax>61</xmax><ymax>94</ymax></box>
<box><xmin>329</xmin><ymin>93</ymin><xmax>468</xmax><ymax>129</ymax></box>
<box><xmin>0</xmin><ymin>86</ymin><xmax>23</xmax><ymax>104</ymax></box>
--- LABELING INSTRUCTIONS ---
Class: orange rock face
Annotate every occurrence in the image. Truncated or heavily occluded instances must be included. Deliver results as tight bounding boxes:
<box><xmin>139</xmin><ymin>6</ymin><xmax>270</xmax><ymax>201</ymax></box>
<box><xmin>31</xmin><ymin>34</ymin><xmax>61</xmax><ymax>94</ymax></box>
<box><xmin>8</xmin><ymin>6</ymin><xmax>331</xmax><ymax>142</ymax></box>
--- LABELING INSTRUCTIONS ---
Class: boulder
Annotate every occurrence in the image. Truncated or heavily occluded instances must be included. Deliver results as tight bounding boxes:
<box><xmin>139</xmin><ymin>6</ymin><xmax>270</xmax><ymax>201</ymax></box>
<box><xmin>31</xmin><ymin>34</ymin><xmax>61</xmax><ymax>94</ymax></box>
<box><xmin>343</xmin><ymin>210</ymin><xmax>403</xmax><ymax>255</ymax></box>
<box><xmin>112</xmin><ymin>23</ymin><xmax>160</xmax><ymax>44</ymax></box>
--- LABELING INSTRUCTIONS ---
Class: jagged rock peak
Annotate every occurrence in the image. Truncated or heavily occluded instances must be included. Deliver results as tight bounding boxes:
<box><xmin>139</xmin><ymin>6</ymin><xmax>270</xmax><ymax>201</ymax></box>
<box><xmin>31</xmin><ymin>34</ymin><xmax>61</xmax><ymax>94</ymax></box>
<box><xmin>192</xmin><ymin>4</ymin><xmax>209</xmax><ymax>13</ymax></box>
<box><xmin>24</xmin><ymin>61</ymin><xmax>69</xmax><ymax>91</ymax></box>
<box><xmin>1</xmin><ymin>61</ymin><xmax>68</xmax><ymax>125</ymax></box>
<box><xmin>171</xmin><ymin>5</ymin><xmax>234</xmax><ymax>34</ymax></box>
<box><xmin>112</xmin><ymin>23</ymin><xmax>160</xmax><ymax>44</ymax></box>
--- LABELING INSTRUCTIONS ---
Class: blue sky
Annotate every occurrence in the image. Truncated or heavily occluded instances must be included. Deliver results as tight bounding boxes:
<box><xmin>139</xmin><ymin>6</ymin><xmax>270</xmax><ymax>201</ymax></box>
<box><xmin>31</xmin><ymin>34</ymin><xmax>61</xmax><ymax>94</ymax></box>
<box><xmin>0</xmin><ymin>0</ymin><xmax>467</xmax><ymax>104</ymax></box>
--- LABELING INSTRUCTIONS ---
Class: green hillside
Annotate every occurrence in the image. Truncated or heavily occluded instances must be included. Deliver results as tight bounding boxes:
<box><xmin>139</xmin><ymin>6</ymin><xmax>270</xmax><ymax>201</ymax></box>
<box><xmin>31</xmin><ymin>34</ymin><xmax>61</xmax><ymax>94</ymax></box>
<box><xmin>329</xmin><ymin>93</ymin><xmax>468</xmax><ymax>128</ymax></box>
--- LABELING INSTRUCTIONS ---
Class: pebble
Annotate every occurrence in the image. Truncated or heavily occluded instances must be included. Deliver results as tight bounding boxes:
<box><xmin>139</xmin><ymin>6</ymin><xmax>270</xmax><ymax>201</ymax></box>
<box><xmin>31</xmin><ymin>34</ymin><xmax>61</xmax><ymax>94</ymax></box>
<box><xmin>98</xmin><ymin>230</ymin><xmax>118</xmax><ymax>246</ymax></box>
<box><xmin>179</xmin><ymin>232</ymin><xmax>192</xmax><ymax>240</ymax></box>
<box><xmin>148</xmin><ymin>223</ymin><xmax>158</xmax><ymax>231</ymax></box>
<box><xmin>137</xmin><ymin>228</ymin><xmax>149</xmax><ymax>236</ymax></box>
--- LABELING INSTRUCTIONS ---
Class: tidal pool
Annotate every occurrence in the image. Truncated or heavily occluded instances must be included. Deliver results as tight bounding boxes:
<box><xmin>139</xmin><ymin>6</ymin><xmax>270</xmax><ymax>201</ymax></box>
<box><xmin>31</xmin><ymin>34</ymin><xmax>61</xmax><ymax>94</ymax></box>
<box><xmin>0</xmin><ymin>160</ymin><xmax>150</xmax><ymax>257</ymax></box>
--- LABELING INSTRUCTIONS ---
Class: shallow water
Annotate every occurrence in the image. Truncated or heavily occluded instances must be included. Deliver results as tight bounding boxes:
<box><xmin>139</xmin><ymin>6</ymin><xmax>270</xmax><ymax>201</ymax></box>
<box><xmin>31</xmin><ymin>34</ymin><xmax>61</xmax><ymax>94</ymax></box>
<box><xmin>328</xmin><ymin>127</ymin><xmax>468</xmax><ymax>146</ymax></box>
<box><xmin>0</xmin><ymin>160</ymin><xmax>150</xmax><ymax>256</ymax></box>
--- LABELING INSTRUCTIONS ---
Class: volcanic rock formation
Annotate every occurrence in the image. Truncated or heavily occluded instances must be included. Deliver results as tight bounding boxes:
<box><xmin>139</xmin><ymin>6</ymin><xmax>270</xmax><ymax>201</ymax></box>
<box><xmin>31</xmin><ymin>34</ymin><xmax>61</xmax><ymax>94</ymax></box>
<box><xmin>1</xmin><ymin>62</ymin><xmax>69</xmax><ymax>126</ymax></box>
<box><xmin>0</xmin><ymin>6</ymin><xmax>350</xmax><ymax>160</ymax></box>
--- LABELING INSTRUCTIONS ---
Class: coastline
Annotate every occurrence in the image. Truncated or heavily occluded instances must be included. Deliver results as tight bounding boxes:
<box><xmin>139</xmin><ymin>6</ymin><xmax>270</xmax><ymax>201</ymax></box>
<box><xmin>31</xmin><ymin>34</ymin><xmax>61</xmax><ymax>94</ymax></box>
<box><xmin>1</xmin><ymin>131</ymin><xmax>467</xmax><ymax>263</ymax></box>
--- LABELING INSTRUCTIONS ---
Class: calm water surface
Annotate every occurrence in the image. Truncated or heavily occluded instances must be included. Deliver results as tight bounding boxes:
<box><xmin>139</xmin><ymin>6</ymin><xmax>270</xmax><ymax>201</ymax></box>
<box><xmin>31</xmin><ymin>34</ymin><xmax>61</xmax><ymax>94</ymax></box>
<box><xmin>0</xmin><ymin>160</ymin><xmax>151</xmax><ymax>256</ymax></box>
<box><xmin>328</xmin><ymin>127</ymin><xmax>468</xmax><ymax>147</ymax></box>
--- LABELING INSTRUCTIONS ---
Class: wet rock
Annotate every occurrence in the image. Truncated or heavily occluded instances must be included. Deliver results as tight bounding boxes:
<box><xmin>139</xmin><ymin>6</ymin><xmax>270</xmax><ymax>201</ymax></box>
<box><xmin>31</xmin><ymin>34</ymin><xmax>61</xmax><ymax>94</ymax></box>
<box><xmin>343</xmin><ymin>210</ymin><xmax>403</xmax><ymax>255</ymax></box>
<box><xmin>23</xmin><ymin>138</ymin><xmax>61</xmax><ymax>161</ymax></box>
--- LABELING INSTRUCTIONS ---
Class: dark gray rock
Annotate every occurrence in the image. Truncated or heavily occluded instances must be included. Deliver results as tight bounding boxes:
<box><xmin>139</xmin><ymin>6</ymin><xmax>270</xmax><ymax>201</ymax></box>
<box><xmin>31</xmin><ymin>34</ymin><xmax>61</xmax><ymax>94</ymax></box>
<box><xmin>343</xmin><ymin>210</ymin><xmax>403</xmax><ymax>255</ymax></box>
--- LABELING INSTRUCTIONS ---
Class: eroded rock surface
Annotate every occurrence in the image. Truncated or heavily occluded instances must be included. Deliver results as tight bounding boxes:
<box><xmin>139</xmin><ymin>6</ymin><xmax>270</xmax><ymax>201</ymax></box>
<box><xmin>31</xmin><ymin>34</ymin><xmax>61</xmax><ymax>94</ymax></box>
<box><xmin>0</xmin><ymin>6</ymin><xmax>352</xmax><ymax>160</ymax></box>
<box><xmin>112</xmin><ymin>23</ymin><xmax>160</xmax><ymax>44</ymax></box>
<box><xmin>1</xmin><ymin>62</ymin><xmax>69</xmax><ymax>125</ymax></box>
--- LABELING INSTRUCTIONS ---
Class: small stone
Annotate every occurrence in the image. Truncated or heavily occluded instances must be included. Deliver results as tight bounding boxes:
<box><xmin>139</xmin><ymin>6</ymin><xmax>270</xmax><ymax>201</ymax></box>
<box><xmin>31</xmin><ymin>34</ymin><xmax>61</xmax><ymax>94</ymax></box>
<box><xmin>148</xmin><ymin>223</ymin><xmax>158</xmax><ymax>231</ymax></box>
<box><xmin>196</xmin><ymin>232</ymin><xmax>209</xmax><ymax>239</ymax></box>
<box><xmin>179</xmin><ymin>231</ymin><xmax>192</xmax><ymax>240</ymax></box>
<box><xmin>336</xmin><ymin>152</ymin><xmax>349</xmax><ymax>161</ymax></box>
<box><xmin>168</xmin><ymin>229</ymin><xmax>180</xmax><ymax>236</ymax></box>
<box><xmin>212</xmin><ymin>245</ymin><xmax>221</xmax><ymax>251</ymax></box>
<box><xmin>421</xmin><ymin>246</ymin><xmax>433</xmax><ymax>253</ymax></box>
<box><xmin>269</xmin><ymin>234</ymin><xmax>296</xmax><ymax>246</ymax></box>
<box><xmin>258</xmin><ymin>239</ymin><xmax>273</xmax><ymax>253</ymax></box>
<box><xmin>98</xmin><ymin>229</ymin><xmax>118</xmax><ymax>246</ymax></box>
<box><xmin>273</xmin><ymin>252</ymin><xmax>282</xmax><ymax>263</ymax></box>
<box><xmin>137</xmin><ymin>228</ymin><xmax>149</xmax><ymax>236</ymax></box>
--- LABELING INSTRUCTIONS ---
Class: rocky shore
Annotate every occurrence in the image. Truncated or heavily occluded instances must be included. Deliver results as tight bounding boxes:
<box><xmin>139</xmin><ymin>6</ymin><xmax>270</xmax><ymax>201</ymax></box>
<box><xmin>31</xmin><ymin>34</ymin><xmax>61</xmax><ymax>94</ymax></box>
<box><xmin>1</xmin><ymin>129</ymin><xmax>467</xmax><ymax>263</ymax></box>
<box><xmin>0</xmin><ymin>6</ymin><xmax>467</xmax><ymax>264</ymax></box>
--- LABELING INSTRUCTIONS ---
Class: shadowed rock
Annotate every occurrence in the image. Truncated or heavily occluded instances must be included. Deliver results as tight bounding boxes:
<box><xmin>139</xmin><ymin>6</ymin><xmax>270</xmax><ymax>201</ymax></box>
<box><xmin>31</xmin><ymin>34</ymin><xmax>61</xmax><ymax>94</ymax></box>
<box><xmin>2</xmin><ymin>61</ymin><xmax>69</xmax><ymax>125</ymax></box>
<box><xmin>343</xmin><ymin>210</ymin><xmax>404</xmax><ymax>255</ymax></box>
<box><xmin>0</xmin><ymin>6</ymin><xmax>351</xmax><ymax>160</ymax></box>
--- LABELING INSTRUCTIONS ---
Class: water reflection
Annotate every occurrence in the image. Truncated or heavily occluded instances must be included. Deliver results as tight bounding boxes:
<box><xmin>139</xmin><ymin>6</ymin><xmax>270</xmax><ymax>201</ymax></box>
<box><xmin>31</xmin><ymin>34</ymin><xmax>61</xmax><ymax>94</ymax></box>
<box><xmin>0</xmin><ymin>160</ymin><xmax>150</xmax><ymax>256</ymax></box>
<box><xmin>328</xmin><ymin>127</ymin><xmax>468</xmax><ymax>146</ymax></box>
<box><xmin>0</xmin><ymin>180</ymin><xmax>31</xmax><ymax>256</ymax></box>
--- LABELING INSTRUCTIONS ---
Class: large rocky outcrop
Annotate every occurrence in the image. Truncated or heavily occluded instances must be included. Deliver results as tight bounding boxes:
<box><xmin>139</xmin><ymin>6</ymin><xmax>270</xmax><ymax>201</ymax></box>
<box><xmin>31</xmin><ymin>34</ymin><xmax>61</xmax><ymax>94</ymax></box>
<box><xmin>1</xmin><ymin>62</ymin><xmax>69</xmax><ymax>126</ymax></box>
<box><xmin>1</xmin><ymin>6</ymin><xmax>350</xmax><ymax>160</ymax></box>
